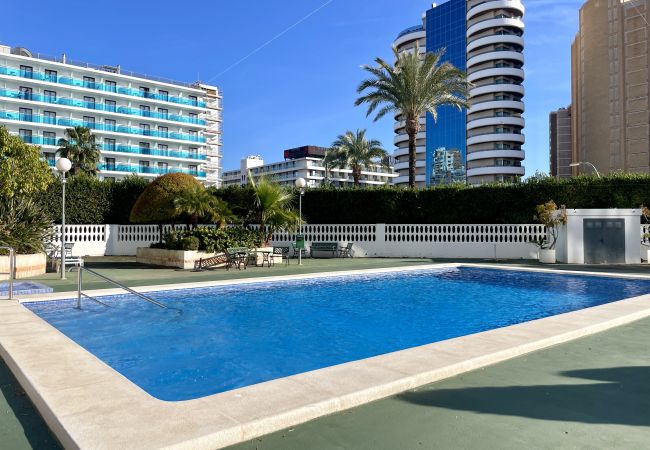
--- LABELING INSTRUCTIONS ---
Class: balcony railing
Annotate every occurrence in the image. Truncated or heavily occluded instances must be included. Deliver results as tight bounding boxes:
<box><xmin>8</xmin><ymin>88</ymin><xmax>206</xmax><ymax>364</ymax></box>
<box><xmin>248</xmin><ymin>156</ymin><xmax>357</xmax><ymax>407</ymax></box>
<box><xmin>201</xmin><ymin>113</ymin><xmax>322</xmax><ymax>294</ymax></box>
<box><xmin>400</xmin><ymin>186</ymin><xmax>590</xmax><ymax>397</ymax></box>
<box><xmin>0</xmin><ymin>89</ymin><xmax>207</xmax><ymax>125</ymax></box>
<box><xmin>0</xmin><ymin>66</ymin><xmax>207</xmax><ymax>107</ymax></box>
<box><xmin>0</xmin><ymin>110</ymin><xmax>206</xmax><ymax>143</ymax></box>
<box><xmin>99</xmin><ymin>163</ymin><xmax>205</xmax><ymax>177</ymax></box>
<box><xmin>19</xmin><ymin>135</ymin><xmax>206</xmax><ymax>160</ymax></box>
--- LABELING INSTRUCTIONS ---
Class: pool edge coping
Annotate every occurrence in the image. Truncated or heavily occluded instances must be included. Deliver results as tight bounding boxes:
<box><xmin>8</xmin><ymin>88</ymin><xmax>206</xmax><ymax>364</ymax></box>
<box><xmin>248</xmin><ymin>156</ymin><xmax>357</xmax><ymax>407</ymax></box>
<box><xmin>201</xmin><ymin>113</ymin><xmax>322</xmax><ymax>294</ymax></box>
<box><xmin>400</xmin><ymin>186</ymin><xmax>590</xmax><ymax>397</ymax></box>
<box><xmin>1</xmin><ymin>263</ymin><xmax>650</xmax><ymax>449</ymax></box>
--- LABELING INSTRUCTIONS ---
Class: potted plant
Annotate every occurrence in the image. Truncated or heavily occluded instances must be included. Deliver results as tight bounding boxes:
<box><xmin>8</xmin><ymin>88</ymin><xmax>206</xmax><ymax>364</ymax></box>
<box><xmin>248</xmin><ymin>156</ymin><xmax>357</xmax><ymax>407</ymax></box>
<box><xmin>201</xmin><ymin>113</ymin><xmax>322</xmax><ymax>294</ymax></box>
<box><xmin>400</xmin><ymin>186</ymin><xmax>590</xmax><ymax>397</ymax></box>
<box><xmin>533</xmin><ymin>200</ymin><xmax>567</xmax><ymax>264</ymax></box>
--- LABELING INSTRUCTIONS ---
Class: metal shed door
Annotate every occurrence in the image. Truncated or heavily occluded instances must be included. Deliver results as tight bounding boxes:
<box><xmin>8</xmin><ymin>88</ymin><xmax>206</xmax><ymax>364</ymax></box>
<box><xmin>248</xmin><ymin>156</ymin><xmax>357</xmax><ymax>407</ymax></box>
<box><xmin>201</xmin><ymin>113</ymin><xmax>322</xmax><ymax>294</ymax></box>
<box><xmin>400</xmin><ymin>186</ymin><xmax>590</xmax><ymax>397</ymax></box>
<box><xmin>583</xmin><ymin>219</ymin><xmax>625</xmax><ymax>264</ymax></box>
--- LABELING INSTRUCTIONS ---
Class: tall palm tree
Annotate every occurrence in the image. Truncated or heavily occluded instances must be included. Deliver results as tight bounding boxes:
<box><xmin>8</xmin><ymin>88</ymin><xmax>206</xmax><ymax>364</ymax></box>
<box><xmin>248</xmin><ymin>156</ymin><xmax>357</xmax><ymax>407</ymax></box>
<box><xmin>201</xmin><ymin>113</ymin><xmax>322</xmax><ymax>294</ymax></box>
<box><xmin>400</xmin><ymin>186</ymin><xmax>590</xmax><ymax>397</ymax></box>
<box><xmin>174</xmin><ymin>185</ymin><xmax>234</xmax><ymax>229</ymax></box>
<box><xmin>328</xmin><ymin>129</ymin><xmax>388</xmax><ymax>187</ymax></box>
<box><xmin>56</xmin><ymin>126</ymin><xmax>101</xmax><ymax>177</ymax></box>
<box><xmin>355</xmin><ymin>45</ymin><xmax>469</xmax><ymax>188</ymax></box>
<box><xmin>249</xmin><ymin>175</ymin><xmax>301</xmax><ymax>245</ymax></box>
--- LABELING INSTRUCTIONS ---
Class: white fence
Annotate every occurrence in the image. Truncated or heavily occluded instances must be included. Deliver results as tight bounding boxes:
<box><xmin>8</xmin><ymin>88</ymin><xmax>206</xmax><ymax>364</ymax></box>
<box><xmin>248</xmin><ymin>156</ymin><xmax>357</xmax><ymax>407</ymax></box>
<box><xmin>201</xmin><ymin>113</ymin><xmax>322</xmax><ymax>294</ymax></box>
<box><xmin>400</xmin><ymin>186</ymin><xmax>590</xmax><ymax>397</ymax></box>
<box><xmin>51</xmin><ymin>223</ymin><xmax>552</xmax><ymax>259</ymax></box>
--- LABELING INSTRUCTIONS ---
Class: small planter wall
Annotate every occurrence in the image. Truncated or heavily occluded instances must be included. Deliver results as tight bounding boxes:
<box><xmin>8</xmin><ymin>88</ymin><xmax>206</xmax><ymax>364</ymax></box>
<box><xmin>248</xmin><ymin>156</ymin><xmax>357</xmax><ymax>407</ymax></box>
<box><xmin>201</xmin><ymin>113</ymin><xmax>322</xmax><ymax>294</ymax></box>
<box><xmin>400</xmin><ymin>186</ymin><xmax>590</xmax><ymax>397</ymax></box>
<box><xmin>136</xmin><ymin>248</ymin><xmax>218</xmax><ymax>270</ymax></box>
<box><xmin>0</xmin><ymin>253</ymin><xmax>46</xmax><ymax>280</ymax></box>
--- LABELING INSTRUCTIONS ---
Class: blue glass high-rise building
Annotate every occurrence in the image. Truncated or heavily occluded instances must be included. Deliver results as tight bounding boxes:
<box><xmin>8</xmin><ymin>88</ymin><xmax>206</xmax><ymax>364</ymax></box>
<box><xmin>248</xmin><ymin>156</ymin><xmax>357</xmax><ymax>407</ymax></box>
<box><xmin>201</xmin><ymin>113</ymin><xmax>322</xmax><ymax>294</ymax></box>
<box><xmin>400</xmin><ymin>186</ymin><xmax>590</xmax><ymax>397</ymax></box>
<box><xmin>425</xmin><ymin>0</ymin><xmax>467</xmax><ymax>185</ymax></box>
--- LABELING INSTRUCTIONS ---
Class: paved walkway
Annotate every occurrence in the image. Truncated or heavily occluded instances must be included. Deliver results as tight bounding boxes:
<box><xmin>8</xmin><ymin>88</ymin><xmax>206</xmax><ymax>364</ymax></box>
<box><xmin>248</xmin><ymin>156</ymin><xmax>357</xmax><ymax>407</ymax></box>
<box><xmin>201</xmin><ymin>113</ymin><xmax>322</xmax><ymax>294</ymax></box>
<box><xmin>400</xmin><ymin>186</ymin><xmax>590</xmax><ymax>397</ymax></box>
<box><xmin>228</xmin><ymin>315</ymin><xmax>650</xmax><ymax>450</ymax></box>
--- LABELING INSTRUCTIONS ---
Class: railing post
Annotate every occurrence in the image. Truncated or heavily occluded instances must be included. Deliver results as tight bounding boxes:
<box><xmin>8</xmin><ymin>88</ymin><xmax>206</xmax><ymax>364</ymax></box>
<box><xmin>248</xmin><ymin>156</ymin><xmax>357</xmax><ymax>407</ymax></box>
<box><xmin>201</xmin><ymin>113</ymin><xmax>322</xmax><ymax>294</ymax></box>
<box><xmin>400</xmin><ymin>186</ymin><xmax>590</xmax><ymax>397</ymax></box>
<box><xmin>76</xmin><ymin>267</ymin><xmax>82</xmax><ymax>309</ymax></box>
<box><xmin>1</xmin><ymin>246</ymin><xmax>15</xmax><ymax>300</ymax></box>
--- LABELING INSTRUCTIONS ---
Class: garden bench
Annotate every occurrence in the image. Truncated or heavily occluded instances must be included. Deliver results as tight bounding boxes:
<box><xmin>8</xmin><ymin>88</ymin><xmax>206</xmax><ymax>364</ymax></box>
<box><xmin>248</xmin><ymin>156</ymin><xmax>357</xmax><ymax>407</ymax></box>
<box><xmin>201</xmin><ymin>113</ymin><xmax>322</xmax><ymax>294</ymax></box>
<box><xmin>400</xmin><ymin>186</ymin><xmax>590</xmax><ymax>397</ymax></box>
<box><xmin>310</xmin><ymin>242</ymin><xmax>338</xmax><ymax>258</ymax></box>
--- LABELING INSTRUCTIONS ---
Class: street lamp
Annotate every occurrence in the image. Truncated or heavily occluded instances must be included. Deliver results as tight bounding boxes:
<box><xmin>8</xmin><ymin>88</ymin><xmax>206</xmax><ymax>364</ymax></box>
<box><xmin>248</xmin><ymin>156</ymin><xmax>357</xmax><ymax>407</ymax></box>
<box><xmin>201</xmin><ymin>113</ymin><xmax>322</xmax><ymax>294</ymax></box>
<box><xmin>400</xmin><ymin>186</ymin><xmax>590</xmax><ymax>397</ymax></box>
<box><xmin>295</xmin><ymin>177</ymin><xmax>307</xmax><ymax>266</ymax></box>
<box><xmin>56</xmin><ymin>157</ymin><xmax>72</xmax><ymax>280</ymax></box>
<box><xmin>569</xmin><ymin>161</ymin><xmax>601</xmax><ymax>179</ymax></box>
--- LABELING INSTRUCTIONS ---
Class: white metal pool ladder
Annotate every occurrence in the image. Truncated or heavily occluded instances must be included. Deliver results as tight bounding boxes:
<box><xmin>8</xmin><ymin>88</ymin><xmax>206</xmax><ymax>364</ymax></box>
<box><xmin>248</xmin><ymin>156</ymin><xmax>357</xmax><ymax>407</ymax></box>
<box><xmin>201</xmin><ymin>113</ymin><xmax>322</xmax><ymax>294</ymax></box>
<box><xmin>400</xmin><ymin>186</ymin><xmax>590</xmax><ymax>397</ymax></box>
<box><xmin>0</xmin><ymin>246</ymin><xmax>16</xmax><ymax>300</ymax></box>
<box><xmin>75</xmin><ymin>265</ymin><xmax>167</xmax><ymax>310</ymax></box>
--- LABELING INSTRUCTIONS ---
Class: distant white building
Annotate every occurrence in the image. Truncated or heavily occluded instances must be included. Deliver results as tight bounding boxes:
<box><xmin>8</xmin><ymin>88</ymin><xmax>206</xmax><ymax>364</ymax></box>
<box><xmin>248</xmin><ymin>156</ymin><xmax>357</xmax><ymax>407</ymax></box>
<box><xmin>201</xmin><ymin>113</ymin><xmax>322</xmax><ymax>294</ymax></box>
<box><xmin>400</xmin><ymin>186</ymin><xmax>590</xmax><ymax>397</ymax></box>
<box><xmin>223</xmin><ymin>146</ymin><xmax>397</xmax><ymax>188</ymax></box>
<box><xmin>432</xmin><ymin>147</ymin><xmax>465</xmax><ymax>185</ymax></box>
<box><xmin>0</xmin><ymin>44</ymin><xmax>222</xmax><ymax>185</ymax></box>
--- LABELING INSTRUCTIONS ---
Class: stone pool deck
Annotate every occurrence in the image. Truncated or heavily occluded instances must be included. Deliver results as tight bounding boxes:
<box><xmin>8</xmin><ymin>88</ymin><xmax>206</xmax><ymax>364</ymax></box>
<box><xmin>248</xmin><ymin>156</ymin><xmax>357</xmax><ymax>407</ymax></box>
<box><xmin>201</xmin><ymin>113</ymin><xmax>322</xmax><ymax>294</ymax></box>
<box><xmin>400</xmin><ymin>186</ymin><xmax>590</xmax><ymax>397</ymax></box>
<box><xmin>2</xmin><ymin>258</ymin><xmax>650</xmax><ymax>449</ymax></box>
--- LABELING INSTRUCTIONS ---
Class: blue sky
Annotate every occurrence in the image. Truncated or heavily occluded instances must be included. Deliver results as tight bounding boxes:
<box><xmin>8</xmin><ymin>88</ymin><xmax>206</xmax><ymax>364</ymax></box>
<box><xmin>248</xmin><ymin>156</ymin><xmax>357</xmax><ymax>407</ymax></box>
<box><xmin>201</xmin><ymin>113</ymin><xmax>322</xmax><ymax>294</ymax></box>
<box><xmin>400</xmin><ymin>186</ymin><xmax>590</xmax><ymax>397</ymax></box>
<box><xmin>1</xmin><ymin>0</ymin><xmax>582</xmax><ymax>176</ymax></box>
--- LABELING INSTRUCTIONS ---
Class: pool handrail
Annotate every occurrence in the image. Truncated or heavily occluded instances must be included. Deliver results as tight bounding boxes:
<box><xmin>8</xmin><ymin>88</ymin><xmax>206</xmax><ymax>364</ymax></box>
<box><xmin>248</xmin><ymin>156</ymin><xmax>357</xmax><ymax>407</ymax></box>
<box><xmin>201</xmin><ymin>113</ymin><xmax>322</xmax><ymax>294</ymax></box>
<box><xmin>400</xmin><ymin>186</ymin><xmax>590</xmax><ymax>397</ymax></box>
<box><xmin>0</xmin><ymin>246</ymin><xmax>15</xmax><ymax>300</ymax></box>
<box><xmin>76</xmin><ymin>265</ymin><xmax>167</xmax><ymax>310</ymax></box>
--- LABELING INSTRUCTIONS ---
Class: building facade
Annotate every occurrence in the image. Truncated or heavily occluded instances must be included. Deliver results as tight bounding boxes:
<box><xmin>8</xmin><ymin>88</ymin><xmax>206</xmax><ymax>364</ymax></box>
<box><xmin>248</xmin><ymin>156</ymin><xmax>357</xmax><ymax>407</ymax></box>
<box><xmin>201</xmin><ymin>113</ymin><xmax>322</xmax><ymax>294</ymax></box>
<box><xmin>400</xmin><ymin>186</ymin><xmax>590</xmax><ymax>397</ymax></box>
<box><xmin>466</xmin><ymin>0</ymin><xmax>526</xmax><ymax>184</ymax></box>
<box><xmin>571</xmin><ymin>0</ymin><xmax>650</xmax><ymax>176</ymax></box>
<box><xmin>223</xmin><ymin>146</ymin><xmax>397</xmax><ymax>188</ymax></box>
<box><xmin>549</xmin><ymin>106</ymin><xmax>572</xmax><ymax>179</ymax></box>
<box><xmin>393</xmin><ymin>0</ymin><xmax>526</xmax><ymax>186</ymax></box>
<box><xmin>0</xmin><ymin>45</ymin><xmax>222</xmax><ymax>185</ymax></box>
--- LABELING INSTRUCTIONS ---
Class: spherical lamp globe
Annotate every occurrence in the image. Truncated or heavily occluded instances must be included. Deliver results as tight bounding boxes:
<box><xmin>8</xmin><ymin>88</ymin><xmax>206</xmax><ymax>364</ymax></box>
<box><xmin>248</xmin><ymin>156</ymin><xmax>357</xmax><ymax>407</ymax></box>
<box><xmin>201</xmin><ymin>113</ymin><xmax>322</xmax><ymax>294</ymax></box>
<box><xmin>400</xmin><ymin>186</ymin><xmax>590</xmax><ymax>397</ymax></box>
<box><xmin>295</xmin><ymin>177</ymin><xmax>307</xmax><ymax>189</ymax></box>
<box><xmin>55</xmin><ymin>157</ymin><xmax>72</xmax><ymax>174</ymax></box>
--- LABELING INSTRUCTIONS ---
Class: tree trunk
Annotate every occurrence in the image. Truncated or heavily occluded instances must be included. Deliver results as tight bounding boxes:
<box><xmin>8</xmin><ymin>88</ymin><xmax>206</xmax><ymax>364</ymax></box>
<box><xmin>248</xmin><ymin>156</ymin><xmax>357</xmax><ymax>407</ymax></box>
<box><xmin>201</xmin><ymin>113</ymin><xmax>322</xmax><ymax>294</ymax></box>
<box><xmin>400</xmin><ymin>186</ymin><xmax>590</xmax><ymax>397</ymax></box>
<box><xmin>406</xmin><ymin>119</ymin><xmax>420</xmax><ymax>189</ymax></box>
<box><xmin>353</xmin><ymin>166</ymin><xmax>361</xmax><ymax>187</ymax></box>
<box><xmin>158</xmin><ymin>222</ymin><xmax>164</xmax><ymax>243</ymax></box>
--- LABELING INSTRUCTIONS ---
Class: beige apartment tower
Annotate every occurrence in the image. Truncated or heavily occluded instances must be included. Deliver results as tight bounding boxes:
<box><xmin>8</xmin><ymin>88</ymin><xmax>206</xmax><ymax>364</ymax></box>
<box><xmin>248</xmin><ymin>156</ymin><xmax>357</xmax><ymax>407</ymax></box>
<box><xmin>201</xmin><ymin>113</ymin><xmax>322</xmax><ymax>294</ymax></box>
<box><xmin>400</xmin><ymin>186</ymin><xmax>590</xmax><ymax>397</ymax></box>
<box><xmin>572</xmin><ymin>0</ymin><xmax>650</xmax><ymax>175</ymax></box>
<box><xmin>549</xmin><ymin>106</ymin><xmax>573</xmax><ymax>178</ymax></box>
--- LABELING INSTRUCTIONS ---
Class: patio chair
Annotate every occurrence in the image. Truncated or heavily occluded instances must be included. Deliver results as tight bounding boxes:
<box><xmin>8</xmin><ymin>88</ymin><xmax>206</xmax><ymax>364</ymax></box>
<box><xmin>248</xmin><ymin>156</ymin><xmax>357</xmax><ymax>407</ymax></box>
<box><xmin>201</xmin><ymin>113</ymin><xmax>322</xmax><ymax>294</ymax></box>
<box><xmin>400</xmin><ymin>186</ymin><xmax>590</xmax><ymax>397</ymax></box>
<box><xmin>338</xmin><ymin>242</ymin><xmax>354</xmax><ymax>258</ymax></box>
<box><xmin>291</xmin><ymin>242</ymin><xmax>308</xmax><ymax>260</ymax></box>
<box><xmin>52</xmin><ymin>243</ymin><xmax>84</xmax><ymax>272</ymax></box>
<box><xmin>271</xmin><ymin>246</ymin><xmax>290</xmax><ymax>265</ymax></box>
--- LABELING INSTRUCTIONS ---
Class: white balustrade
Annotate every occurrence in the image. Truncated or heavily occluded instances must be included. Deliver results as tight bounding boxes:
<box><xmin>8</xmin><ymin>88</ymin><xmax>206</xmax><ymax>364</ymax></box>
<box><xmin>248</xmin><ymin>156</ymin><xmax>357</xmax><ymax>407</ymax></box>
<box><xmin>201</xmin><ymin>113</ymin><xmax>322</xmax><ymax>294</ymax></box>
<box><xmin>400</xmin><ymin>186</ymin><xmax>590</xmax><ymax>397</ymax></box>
<box><xmin>48</xmin><ymin>223</ymin><xmax>648</xmax><ymax>259</ymax></box>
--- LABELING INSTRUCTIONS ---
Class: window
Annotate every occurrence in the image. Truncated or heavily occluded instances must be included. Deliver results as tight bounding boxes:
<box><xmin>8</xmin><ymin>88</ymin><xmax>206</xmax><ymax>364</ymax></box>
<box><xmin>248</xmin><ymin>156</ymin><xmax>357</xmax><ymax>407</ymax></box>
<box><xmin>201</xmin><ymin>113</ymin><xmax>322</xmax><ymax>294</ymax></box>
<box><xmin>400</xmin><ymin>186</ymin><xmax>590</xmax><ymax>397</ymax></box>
<box><xmin>189</xmin><ymin>95</ymin><xmax>198</xmax><ymax>106</ymax></box>
<box><xmin>158</xmin><ymin>144</ymin><xmax>168</xmax><ymax>152</ymax></box>
<box><xmin>43</xmin><ymin>111</ymin><xmax>56</xmax><ymax>124</ymax></box>
<box><xmin>139</xmin><ymin>87</ymin><xmax>150</xmax><ymax>98</ymax></box>
<box><xmin>105</xmin><ymin>119</ymin><xmax>116</xmax><ymax>131</ymax></box>
<box><xmin>159</xmin><ymin>108</ymin><xmax>168</xmax><ymax>119</ymax></box>
<box><xmin>139</xmin><ymin>142</ymin><xmax>151</xmax><ymax>153</ymax></box>
<box><xmin>44</xmin><ymin>90</ymin><xmax>56</xmax><ymax>101</ymax></box>
<box><xmin>139</xmin><ymin>160</ymin><xmax>150</xmax><ymax>172</ymax></box>
<box><xmin>158</xmin><ymin>126</ymin><xmax>168</xmax><ymax>138</ymax></box>
<box><xmin>84</xmin><ymin>96</ymin><xmax>96</xmax><ymax>108</ymax></box>
<box><xmin>105</xmin><ymin>80</ymin><xmax>117</xmax><ymax>92</ymax></box>
<box><xmin>44</xmin><ymin>152</ymin><xmax>56</xmax><ymax>165</ymax></box>
<box><xmin>19</xmin><ymin>107</ymin><xmax>33</xmax><ymax>121</ymax></box>
<box><xmin>157</xmin><ymin>162</ymin><xmax>168</xmax><ymax>171</ymax></box>
<box><xmin>188</xmin><ymin>130</ymin><xmax>198</xmax><ymax>141</ymax></box>
<box><xmin>159</xmin><ymin>90</ymin><xmax>168</xmax><ymax>101</ymax></box>
<box><xmin>105</xmin><ymin>158</ymin><xmax>116</xmax><ymax>171</ymax></box>
<box><xmin>83</xmin><ymin>116</ymin><xmax>96</xmax><ymax>127</ymax></box>
<box><xmin>83</xmin><ymin>76</ymin><xmax>96</xmax><ymax>88</ymax></box>
<box><xmin>188</xmin><ymin>164</ymin><xmax>198</xmax><ymax>175</ymax></box>
<box><xmin>105</xmin><ymin>99</ymin><xmax>116</xmax><ymax>112</ymax></box>
<box><xmin>44</xmin><ymin>69</ymin><xmax>57</xmax><ymax>82</ymax></box>
<box><xmin>104</xmin><ymin>138</ymin><xmax>116</xmax><ymax>151</ymax></box>
<box><xmin>18</xmin><ymin>129</ymin><xmax>32</xmax><ymax>143</ymax></box>
<box><xmin>140</xmin><ymin>123</ymin><xmax>150</xmax><ymax>135</ymax></box>
<box><xmin>140</xmin><ymin>105</ymin><xmax>150</xmax><ymax>116</ymax></box>
<box><xmin>20</xmin><ymin>65</ymin><xmax>33</xmax><ymax>78</ymax></box>
<box><xmin>189</xmin><ymin>147</ymin><xmax>198</xmax><ymax>158</ymax></box>
<box><xmin>18</xmin><ymin>86</ymin><xmax>32</xmax><ymax>100</ymax></box>
<box><xmin>43</xmin><ymin>131</ymin><xmax>56</xmax><ymax>146</ymax></box>
<box><xmin>189</xmin><ymin>112</ymin><xmax>198</xmax><ymax>123</ymax></box>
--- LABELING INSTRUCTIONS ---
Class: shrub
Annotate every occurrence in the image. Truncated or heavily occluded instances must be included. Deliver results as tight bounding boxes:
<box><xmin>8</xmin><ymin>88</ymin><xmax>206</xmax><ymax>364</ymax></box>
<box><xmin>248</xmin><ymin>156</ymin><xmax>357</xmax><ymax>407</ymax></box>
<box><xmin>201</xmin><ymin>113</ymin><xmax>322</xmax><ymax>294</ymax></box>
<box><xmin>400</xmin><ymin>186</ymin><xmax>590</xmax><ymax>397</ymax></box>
<box><xmin>158</xmin><ymin>227</ymin><xmax>263</xmax><ymax>253</ymax></box>
<box><xmin>0</xmin><ymin>197</ymin><xmax>54</xmax><ymax>254</ymax></box>
<box><xmin>130</xmin><ymin>173</ymin><xmax>203</xmax><ymax>224</ymax></box>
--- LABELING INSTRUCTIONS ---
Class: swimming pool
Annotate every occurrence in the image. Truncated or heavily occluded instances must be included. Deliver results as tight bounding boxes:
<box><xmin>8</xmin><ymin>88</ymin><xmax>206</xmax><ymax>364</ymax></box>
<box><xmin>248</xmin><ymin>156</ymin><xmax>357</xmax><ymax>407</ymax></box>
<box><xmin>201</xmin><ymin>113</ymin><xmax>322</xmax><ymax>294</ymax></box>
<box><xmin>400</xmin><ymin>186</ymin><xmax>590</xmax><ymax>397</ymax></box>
<box><xmin>24</xmin><ymin>267</ymin><xmax>650</xmax><ymax>401</ymax></box>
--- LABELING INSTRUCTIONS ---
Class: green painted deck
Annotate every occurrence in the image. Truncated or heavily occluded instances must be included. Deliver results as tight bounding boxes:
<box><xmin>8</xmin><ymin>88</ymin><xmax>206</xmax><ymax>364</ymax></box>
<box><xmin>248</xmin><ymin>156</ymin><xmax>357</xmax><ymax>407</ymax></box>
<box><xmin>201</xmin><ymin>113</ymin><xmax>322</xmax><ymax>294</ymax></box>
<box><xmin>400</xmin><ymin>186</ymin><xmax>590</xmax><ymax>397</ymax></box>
<box><xmin>2</xmin><ymin>258</ymin><xmax>650</xmax><ymax>449</ymax></box>
<box><xmin>227</xmin><ymin>315</ymin><xmax>650</xmax><ymax>449</ymax></box>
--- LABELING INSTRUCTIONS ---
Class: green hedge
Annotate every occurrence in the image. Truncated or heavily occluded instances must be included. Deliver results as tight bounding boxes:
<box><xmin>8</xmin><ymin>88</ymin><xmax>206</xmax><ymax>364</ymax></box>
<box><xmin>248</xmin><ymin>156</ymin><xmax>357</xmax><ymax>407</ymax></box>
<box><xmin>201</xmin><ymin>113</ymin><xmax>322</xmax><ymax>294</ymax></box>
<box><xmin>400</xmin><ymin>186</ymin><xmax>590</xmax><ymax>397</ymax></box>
<box><xmin>300</xmin><ymin>174</ymin><xmax>650</xmax><ymax>224</ymax></box>
<box><xmin>37</xmin><ymin>175</ymin><xmax>148</xmax><ymax>224</ymax></box>
<box><xmin>36</xmin><ymin>173</ymin><xmax>650</xmax><ymax>225</ymax></box>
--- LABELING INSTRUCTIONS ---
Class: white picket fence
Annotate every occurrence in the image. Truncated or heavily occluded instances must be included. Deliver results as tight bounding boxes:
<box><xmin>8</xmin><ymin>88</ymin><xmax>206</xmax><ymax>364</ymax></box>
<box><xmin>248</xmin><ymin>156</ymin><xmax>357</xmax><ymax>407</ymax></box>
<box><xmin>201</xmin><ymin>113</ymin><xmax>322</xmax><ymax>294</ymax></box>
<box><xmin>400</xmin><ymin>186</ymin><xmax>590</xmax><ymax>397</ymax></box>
<box><xmin>50</xmin><ymin>223</ymin><xmax>554</xmax><ymax>259</ymax></box>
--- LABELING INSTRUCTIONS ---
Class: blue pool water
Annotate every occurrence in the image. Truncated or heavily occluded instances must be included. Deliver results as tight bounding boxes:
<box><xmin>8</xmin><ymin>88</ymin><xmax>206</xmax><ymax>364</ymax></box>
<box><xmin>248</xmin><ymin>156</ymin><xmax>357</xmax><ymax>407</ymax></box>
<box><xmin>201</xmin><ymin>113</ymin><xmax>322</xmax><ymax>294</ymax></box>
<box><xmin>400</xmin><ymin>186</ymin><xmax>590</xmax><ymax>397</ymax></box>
<box><xmin>25</xmin><ymin>267</ymin><xmax>650</xmax><ymax>401</ymax></box>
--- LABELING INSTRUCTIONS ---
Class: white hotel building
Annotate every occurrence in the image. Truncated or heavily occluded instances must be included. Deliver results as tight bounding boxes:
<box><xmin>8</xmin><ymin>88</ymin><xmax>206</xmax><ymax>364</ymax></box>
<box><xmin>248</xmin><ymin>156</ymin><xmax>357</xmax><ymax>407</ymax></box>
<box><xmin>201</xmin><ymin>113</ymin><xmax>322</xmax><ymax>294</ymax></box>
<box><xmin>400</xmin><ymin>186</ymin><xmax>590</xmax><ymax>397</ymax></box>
<box><xmin>0</xmin><ymin>45</ymin><xmax>222</xmax><ymax>185</ymax></box>
<box><xmin>223</xmin><ymin>146</ymin><xmax>397</xmax><ymax>188</ymax></box>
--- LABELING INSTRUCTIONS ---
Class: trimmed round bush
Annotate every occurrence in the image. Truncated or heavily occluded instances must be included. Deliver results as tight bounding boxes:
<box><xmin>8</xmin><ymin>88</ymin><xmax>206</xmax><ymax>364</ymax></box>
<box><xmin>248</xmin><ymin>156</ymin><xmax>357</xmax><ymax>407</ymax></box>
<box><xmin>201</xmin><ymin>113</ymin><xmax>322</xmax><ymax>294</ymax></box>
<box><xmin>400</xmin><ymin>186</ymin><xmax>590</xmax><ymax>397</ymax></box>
<box><xmin>130</xmin><ymin>173</ymin><xmax>202</xmax><ymax>224</ymax></box>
